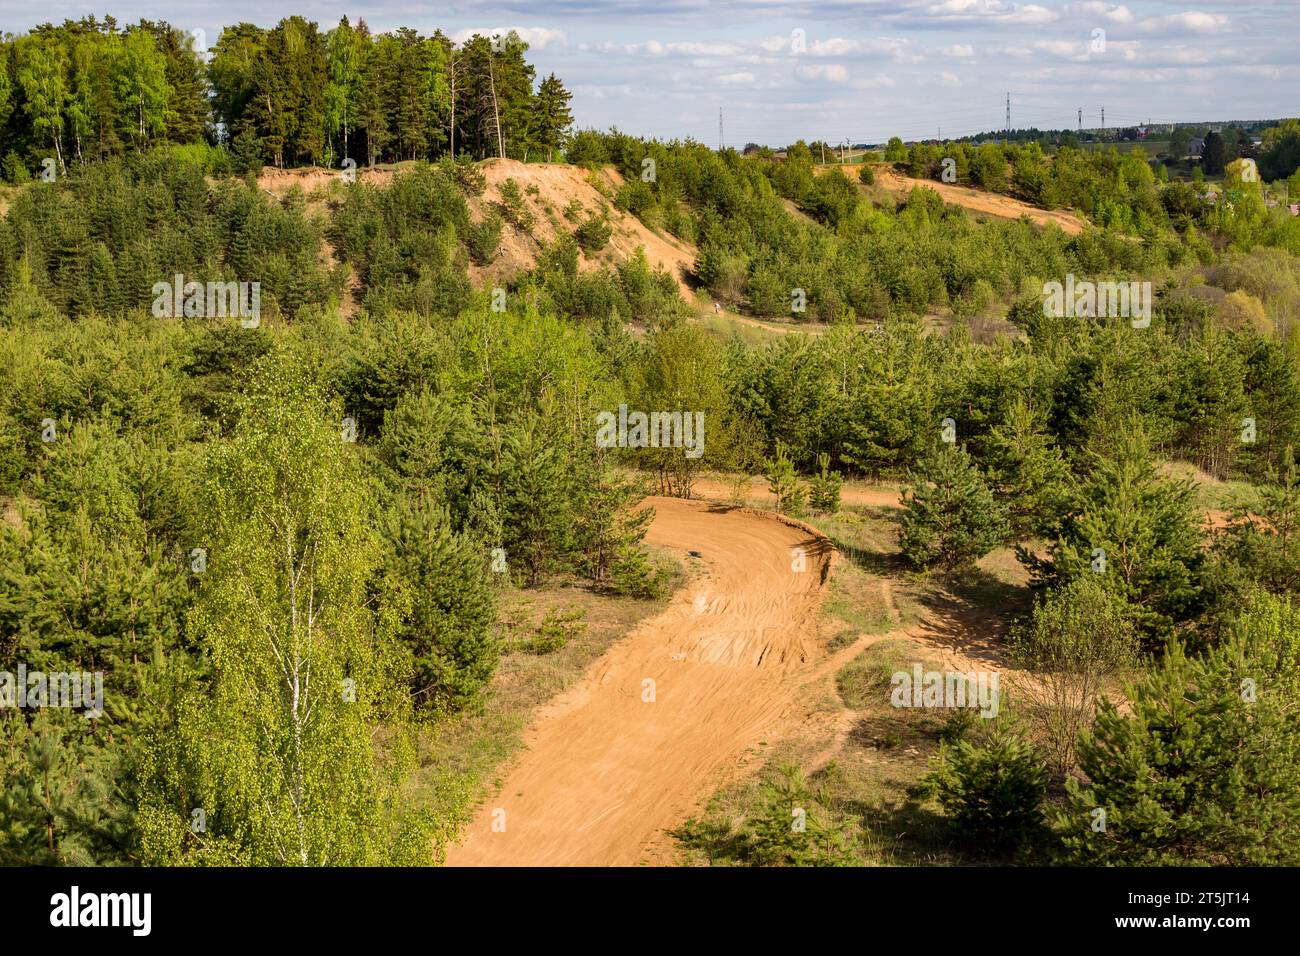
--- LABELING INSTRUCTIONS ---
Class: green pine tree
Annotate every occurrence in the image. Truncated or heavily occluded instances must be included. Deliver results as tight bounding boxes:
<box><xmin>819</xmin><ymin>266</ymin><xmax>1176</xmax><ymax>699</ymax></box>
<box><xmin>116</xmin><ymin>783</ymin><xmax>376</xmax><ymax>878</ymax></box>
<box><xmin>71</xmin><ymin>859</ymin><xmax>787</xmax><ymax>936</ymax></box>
<box><xmin>1030</xmin><ymin>425</ymin><xmax>1206</xmax><ymax>643</ymax></box>
<box><xmin>1059</xmin><ymin>595</ymin><xmax>1300</xmax><ymax>865</ymax></box>
<box><xmin>985</xmin><ymin>396</ymin><xmax>1071</xmax><ymax>540</ymax></box>
<box><xmin>531</xmin><ymin>73</ymin><xmax>573</xmax><ymax>163</ymax></box>
<box><xmin>807</xmin><ymin>452</ymin><xmax>842</xmax><ymax>515</ymax></box>
<box><xmin>900</xmin><ymin>442</ymin><xmax>1007</xmax><ymax>571</ymax></box>
<box><xmin>764</xmin><ymin>441</ymin><xmax>807</xmax><ymax>516</ymax></box>
<box><xmin>377</xmin><ymin>495</ymin><xmax>497</xmax><ymax>712</ymax></box>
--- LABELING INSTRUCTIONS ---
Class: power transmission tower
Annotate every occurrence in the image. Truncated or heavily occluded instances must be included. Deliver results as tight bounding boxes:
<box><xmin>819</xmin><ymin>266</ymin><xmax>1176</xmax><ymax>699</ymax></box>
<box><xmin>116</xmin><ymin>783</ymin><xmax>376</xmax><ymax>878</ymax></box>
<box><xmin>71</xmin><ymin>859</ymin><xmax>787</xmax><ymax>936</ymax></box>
<box><xmin>1077</xmin><ymin>108</ymin><xmax>1082</xmax><ymax>135</ymax></box>
<box><xmin>718</xmin><ymin>108</ymin><xmax>723</xmax><ymax>152</ymax></box>
<box><xmin>1101</xmin><ymin>106</ymin><xmax>1105</xmax><ymax>135</ymax></box>
<box><xmin>1005</xmin><ymin>92</ymin><xmax>1010</xmax><ymax>144</ymax></box>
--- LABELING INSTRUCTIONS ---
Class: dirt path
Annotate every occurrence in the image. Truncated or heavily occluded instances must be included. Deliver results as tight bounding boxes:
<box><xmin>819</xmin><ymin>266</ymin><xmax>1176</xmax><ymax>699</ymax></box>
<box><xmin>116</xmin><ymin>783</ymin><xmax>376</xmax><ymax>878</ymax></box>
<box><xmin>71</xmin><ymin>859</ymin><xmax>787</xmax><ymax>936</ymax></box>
<box><xmin>444</xmin><ymin>496</ymin><xmax>834</xmax><ymax>866</ymax></box>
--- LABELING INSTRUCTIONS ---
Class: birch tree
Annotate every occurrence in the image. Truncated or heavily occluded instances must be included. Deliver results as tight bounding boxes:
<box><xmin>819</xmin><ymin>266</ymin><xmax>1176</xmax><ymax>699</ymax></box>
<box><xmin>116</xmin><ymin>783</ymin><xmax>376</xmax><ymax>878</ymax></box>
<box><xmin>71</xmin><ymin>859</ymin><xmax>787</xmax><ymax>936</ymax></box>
<box><xmin>14</xmin><ymin>35</ymin><xmax>70</xmax><ymax>173</ymax></box>
<box><xmin>138</xmin><ymin>350</ymin><xmax>451</xmax><ymax>865</ymax></box>
<box><xmin>324</xmin><ymin>17</ymin><xmax>365</xmax><ymax>163</ymax></box>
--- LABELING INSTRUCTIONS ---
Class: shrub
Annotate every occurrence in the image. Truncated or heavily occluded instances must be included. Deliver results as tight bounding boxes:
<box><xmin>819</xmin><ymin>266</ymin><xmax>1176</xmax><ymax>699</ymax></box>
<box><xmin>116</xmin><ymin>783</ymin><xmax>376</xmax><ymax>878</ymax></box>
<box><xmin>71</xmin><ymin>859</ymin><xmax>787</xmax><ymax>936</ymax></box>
<box><xmin>925</xmin><ymin>719</ymin><xmax>1048</xmax><ymax>855</ymax></box>
<box><xmin>451</xmin><ymin>155</ymin><xmax>487</xmax><ymax>195</ymax></box>
<box><xmin>497</xmin><ymin>178</ymin><xmax>534</xmax><ymax>229</ymax></box>
<box><xmin>615</xmin><ymin>179</ymin><xmax>655</xmax><ymax>217</ymax></box>
<box><xmin>1</xmin><ymin>152</ymin><xmax>31</xmax><ymax>185</ymax></box>
<box><xmin>574</xmin><ymin>213</ymin><xmax>612</xmax><ymax>253</ymax></box>
<box><xmin>678</xmin><ymin>764</ymin><xmax>859</xmax><ymax>867</ymax></box>
<box><xmin>526</xmin><ymin>606</ymin><xmax>586</xmax><ymax>654</ymax></box>
<box><xmin>807</xmin><ymin>452</ymin><xmax>842</xmax><ymax>514</ymax></box>
<box><xmin>465</xmin><ymin>211</ymin><xmax>502</xmax><ymax>265</ymax></box>
<box><xmin>764</xmin><ymin>441</ymin><xmax>807</xmax><ymax>516</ymax></box>
<box><xmin>1008</xmin><ymin>577</ymin><xmax>1140</xmax><ymax>776</ymax></box>
<box><xmin>608</xmin><ymin>544</ymin><xmax>675</xmax><ymax>599</ymax></box>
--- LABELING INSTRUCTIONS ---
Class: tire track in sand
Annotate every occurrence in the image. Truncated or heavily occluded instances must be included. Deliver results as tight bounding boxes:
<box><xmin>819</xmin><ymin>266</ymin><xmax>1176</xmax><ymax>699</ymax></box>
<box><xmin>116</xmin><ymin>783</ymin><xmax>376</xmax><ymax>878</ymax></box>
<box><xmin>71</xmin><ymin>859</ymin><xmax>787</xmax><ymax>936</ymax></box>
<box><xmin>444</xmin><ymin>496</ymin><xmax>834</xmax><ymax>866</ymax></box>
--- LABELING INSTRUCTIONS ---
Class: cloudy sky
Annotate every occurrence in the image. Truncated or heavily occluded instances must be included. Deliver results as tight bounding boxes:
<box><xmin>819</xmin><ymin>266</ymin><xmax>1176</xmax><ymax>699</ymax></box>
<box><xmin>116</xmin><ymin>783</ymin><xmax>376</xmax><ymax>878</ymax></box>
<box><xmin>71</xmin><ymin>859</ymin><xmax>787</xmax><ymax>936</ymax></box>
<box><xmin>5</xmin><ymin>1</ymin><xmax>1295</xmax><ymax>145</ymax></box>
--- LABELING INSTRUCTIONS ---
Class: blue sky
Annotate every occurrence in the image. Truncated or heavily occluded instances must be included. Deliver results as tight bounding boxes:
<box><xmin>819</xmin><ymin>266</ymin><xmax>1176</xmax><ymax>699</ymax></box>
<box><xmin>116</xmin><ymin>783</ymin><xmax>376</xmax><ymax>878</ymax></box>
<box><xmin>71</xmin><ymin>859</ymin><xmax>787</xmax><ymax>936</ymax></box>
<box><xmin>4</xmin><ymin>1</ymin><xmax>1295</xmax><ymax>145</ymax></box>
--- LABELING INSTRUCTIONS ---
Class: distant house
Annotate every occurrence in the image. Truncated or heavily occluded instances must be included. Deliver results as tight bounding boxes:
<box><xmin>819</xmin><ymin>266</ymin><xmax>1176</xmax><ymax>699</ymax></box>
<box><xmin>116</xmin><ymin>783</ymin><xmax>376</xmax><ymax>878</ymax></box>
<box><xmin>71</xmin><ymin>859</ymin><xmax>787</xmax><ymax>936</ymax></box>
<box><xmin>1188</xmin><ymin>137</ymin><xmax>1206</xmax><ymax>158</ymax></box>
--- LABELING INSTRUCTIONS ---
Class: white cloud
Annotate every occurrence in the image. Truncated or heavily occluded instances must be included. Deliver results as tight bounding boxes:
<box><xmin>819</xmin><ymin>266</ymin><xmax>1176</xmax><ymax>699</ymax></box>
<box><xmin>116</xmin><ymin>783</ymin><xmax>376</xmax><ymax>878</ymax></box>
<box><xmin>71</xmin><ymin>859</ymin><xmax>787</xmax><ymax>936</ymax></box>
<box><xmin>1068</xmin><ymin>2</ymin><xmax>1134</xmax><ymax>25</ymax></box>
<box><xmin>1138</xmin><ymin>11</ymin><xmax>1231</xmax><ymax>35</ymax></box>
<box><xmin>450</xmin><ymin>26</ymin><xmax>566</xmax><ymax>50</ymax></box>
<box><xmin>796</xmin><ymin>63</ymin><xmax>850</xmax><ymax>83</ymax></box>
<box><xmin>918</xmin><ymin>0</ymin><xmax>1058</xmax><ymax>25</ymax></box>
<box><xmin>1035</xmin><ymin>39</ymin><xmax>1081</xmax><ymax>57</ymax></box>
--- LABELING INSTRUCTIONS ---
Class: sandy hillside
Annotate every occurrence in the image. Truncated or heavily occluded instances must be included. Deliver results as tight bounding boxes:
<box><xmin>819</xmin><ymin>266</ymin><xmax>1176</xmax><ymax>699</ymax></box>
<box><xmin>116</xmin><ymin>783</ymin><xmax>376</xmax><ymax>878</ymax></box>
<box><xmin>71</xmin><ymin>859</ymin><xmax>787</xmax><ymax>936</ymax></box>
<box><xmin>254</xmin><ymin>164</ymin><xmax>397</xmax><ymax>198</ymax></box>
<box><xmin>474</xmin><ymin>159</ymin><xmax>698</xmax><ymax>296</ymax></box>
<box><xmin>822</xmin><ymin>164</ymin><xmax>1086</xmax><ymax>234</ymax></box>
<box><xmin>253</xmin><ymin>159</ymin><xmax>699</xmax><ymax>300</ymax></box>
<box><xmin>445</xmin><ymin>496</ymin><xmax>834</xmax><ymax>866</ymax></box>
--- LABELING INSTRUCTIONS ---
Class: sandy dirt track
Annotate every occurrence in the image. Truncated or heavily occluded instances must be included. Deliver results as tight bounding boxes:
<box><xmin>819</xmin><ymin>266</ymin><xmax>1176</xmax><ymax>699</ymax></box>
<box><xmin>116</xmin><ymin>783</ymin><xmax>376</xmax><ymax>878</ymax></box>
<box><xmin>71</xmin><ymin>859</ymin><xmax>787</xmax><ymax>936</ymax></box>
<box><xmin>444</xmin><ymin>496</ymin><xmax>834</xmax><ymax>866</ymax></box>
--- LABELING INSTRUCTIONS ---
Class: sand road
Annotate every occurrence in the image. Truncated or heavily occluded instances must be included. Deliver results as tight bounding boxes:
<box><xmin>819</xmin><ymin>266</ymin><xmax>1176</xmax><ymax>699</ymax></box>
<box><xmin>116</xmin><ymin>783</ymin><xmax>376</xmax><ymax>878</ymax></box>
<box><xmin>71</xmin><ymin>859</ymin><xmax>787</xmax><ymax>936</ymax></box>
<box><xmin>444</xmin><ymin>496</ymin><xmax>834</xmax><ymax>866</ymax></box>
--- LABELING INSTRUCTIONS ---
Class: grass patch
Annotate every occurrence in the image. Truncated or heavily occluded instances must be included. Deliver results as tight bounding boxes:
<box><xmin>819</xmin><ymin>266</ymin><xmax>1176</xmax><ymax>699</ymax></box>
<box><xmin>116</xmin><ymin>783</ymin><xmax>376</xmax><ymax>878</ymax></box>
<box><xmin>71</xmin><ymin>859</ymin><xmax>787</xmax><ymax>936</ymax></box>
<box><xmin>1160</xmin><ymin>459</ymin><xmax>1263</xmax><ymax>513</ymax></box>
<box><xmin>694</xmin><ymin>310</ymin><xmax>778</xmax><ymax>346</ymax></box>
<box><xmin>808</xmin><ymin>505</ymin><xmax>928</xmax><ymax>649</ymax></box>
<box><xmin>835</xmin><ymin>638</ymin><xmax>930</xmax><ymax>708</ymax></box>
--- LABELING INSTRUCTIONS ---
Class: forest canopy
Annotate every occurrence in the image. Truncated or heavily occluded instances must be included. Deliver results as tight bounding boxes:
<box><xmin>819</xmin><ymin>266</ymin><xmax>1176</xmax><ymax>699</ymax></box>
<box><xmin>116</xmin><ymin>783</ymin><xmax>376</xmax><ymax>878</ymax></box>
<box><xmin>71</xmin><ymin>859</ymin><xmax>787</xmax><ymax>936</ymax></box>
<box><xmin>0</xmin><ymin>15</ymin><xmax>573</xmax><ymax>179</ymax></box>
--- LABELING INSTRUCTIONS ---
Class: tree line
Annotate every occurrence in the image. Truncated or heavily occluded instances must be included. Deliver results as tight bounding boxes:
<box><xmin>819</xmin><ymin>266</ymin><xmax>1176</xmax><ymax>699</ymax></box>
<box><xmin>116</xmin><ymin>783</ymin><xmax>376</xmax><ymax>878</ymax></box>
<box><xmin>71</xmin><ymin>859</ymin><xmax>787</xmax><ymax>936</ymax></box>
<box><xmin>0</xmin><ymin>15</ymin><xmax>574</xmax><ymax>181</ymax></box>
